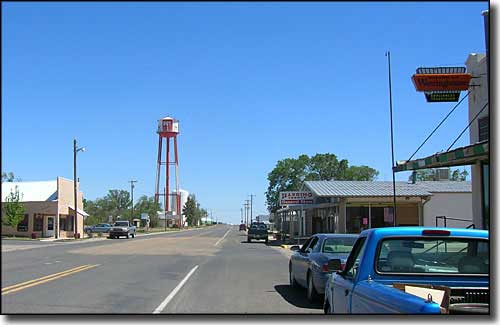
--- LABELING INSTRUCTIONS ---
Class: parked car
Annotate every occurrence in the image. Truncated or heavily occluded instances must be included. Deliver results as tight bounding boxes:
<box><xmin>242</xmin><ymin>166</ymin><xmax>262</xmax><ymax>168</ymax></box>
<box><xmin>324</xmin><ymin>227</ymin><xmax>489</xmax><ymax>314</ymax></box>
<box><xmin>289</xmin><ymin>234</ymin><xmax>358</xmax><ymax>302</ymax></box>
<box><xmin>247</xmin><ymin>222</ymin><xmax>268</xmax><ymax>243</ymax></box>
<box><xmin>239</xmin><ymin>223</ymin><xmax>247</xmax><ymax>231</ymax></box>
<box><xmin>85</xmin><ymin>223</ymin><xmax>112</xmax><ymax>234</ymax></box>
<box><xmin>109</xmin><ymin>221</ymin><xmax>136</xmax><ymax>239</ymax></box>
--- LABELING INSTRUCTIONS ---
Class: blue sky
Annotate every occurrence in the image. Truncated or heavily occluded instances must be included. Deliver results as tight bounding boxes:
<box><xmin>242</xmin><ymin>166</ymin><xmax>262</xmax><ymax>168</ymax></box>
<box><xmin>2</xmin><ymin>2</ymin><xmax>489</xmax><ymax>224</ymax></box>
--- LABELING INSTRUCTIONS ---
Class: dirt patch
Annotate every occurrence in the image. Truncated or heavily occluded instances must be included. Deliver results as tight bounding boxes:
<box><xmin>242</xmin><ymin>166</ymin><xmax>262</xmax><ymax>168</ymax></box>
<box><xmin>68</xmin><ymin>235</ymin><xmax>220</xmax><ymax>257</ymax></box>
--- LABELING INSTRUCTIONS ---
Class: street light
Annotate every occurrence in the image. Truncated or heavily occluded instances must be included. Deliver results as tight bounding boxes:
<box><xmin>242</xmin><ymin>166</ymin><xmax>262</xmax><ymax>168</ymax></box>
<box><xmin>73</xmin><ymin>139</ymin><xmax>85</xmax><ymax>239</ymax></box>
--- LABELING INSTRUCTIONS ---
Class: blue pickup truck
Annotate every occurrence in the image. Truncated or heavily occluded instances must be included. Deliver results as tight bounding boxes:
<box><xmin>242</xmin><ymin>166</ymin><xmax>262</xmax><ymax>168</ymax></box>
<box><xmin>324</xmin><ymin>227</ymin><xmax>489</xmax><ymax>314</ymax></box>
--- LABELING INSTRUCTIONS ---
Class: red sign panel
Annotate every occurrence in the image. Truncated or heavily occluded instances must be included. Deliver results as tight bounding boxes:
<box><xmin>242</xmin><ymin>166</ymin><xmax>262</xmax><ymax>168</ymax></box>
<box><xmin>412</xmin><ymin>73</ymin><xmax>471</xmax><ymax>91</ymax></box>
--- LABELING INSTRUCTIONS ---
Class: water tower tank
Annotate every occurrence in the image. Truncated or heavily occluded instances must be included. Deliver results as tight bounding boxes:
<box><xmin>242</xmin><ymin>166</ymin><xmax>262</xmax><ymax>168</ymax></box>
<box><xmin>157</xmin><ymin>116</ymin><xmax>179</xmax><ymax>137</ymax></box>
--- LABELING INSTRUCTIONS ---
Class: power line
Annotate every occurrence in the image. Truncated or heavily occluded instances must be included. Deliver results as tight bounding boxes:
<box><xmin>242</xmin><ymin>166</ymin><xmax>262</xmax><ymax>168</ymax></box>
<box><xmin>406</xmin><ymin>91</ymin><xmax>470</xmax><ymax>162</ymax></box>
<box><xmin>446</xmin><ymin>102</ymin><xmax>488</xmax><ymax>151</ymax></box>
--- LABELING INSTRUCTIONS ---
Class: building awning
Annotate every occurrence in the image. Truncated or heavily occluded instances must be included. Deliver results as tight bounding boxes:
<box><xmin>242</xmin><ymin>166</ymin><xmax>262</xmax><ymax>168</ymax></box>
<box><xmin>68</xmin><ymin>206</ymin><xmax>90</xmax><ymax>217</ymax></box>
<box><xmin>393</xmin><ymin>141</ymin><xmax>488</xmax><ymax>172</ymax></box>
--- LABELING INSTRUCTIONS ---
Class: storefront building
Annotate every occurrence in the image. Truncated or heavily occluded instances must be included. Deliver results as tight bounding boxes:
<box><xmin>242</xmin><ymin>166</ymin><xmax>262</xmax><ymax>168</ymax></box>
<box><xmin>1</xmin><ymin>177</ymin><xmax>87</xmax><ymax>239</ymax></box>
<box><xmin>275</xmin><ymin>180</ymin><xmax>473</xmax><ymax>239</ymax></box>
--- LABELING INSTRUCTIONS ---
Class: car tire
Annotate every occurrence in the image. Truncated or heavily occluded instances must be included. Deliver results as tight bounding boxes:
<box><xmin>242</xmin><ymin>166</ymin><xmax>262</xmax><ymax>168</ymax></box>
<box><xmin>289</xmin><ymin>265</ymin><xmax>299</xmax><ymax>288</ymax></box>
<box><xmin>247</xmin><ymin>238</ymin><xmax>251</xmax><ymax>243</ymax></box>
<box><xmin>324</xmin><ymin>299</ymin><xmax>331</xmax><ymax>314</ymax></box>
<box><xmin>307</xmin><ymin>272</ymin><xmax>319</xmax><ymax>302</ymax></box>
<box><xmin>265</xmin><ymin>238</ymin><xmax>268</xmax><ymax>244</ymax></box>
<box><xmin>132</xmin><ymin>233</ymin><xmax>135</xmax><ymax>238</ymax></box>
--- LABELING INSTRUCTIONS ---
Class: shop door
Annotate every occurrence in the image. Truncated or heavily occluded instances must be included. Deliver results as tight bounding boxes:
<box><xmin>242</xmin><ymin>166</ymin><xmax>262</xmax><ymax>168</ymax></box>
<box><xmin>46</xmin><ymin>217</ymin><xmax>55</xmax><ymax>237</ymax></box>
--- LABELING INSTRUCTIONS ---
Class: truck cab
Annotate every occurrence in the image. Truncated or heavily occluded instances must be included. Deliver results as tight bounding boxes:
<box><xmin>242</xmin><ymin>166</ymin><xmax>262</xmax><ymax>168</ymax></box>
<box><xmin>324</xmin><ymin>227</ymin><xmax>489</xmax><ymax>314</ymax></box>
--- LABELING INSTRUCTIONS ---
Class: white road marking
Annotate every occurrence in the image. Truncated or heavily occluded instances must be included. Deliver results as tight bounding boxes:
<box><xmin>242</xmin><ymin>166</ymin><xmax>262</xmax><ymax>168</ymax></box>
<box><xmin>214</xmin><ymin>228</ymin><xmax>231</xmax><ymax>247</ymax></box>
<box><xmin>152</xmin><ymin>265</ymin><xmax>199</xmax><ymax>314</ymax></box>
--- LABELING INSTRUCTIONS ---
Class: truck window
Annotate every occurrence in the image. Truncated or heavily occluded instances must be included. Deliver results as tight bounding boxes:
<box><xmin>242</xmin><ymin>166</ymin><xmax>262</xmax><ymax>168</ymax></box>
<box><xmin>343</xmin><ymin>237</ymin><xmax>367</xmax><ymax>279</ymax></box>
<box><xmin>376</xmin><ymin>238</ymin><xmax>489</xmax><ymax>274</ymax></box>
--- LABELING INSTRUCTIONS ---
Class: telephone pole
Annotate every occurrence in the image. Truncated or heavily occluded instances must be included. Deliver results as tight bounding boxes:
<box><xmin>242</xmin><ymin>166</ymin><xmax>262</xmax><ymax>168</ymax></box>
<box><xmin>129</xmin><ymin>179</ymin><xmax>137</xmax><ymax>224</ymax></box>
<box><xmin>240</xmin><ymin>208</ymin><xmax>243</xmax><ymax>224</ymax></box>
<box><xmin>249</xmin><ymin>194</ymin><xmax>255</xmax><ymax>224</ymax></box>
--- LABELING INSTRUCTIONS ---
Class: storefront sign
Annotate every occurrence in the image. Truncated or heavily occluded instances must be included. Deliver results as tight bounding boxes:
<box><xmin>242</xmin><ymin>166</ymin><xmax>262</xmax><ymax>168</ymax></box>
<box><xmin>412</xmin><ymin>73</ymin><xmax>471</xmax><ymax>92</ymax></box>
<box><xmin>280</xmin><ymin>191</ymin><xmax>314</xmax><ymax>206</ymax></box>
<box><xmin>362</xmin><ymin>217</ymin><xmax>368</xmax><ymax>225</ymax></box>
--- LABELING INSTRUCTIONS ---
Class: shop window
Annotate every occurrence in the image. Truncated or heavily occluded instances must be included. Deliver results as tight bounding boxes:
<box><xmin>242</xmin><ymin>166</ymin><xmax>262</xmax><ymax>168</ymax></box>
<box><xmin>68</xmin><ymin>215</ymin><xmax>74</xmax><ymax>232</ymax></box>
<box><xmin>17</xmin><ymin>214</ymin><xmax>29</xmax><ymax>232</ymax></box>
<box><xmin>60</xmin><ymin>216</ymin><xmax>67</xmax><ymax>231</ymax></box>
<box><xmin>478</xmin><ymin>117</ymin><xmax>488</xmax><ymax>142</ymax></box>
<box><xmin>346</xmin><ymin>207</ymin><xmax>370</xmax><ymax>233</ymax></box>
<box><xmin>33</xmin><ymin>214</ymin><xmax>43</xmax><ymax>231</ymax></box>
<box><xmin>371</xmin><ymin>207</ymin><xmax>395</xmax><ymax>228</ymax></box>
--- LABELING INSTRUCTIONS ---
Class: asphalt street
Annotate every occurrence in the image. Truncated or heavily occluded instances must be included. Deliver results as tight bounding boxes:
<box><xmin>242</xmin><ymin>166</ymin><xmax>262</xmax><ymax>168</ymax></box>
<box><xmin>1</xmin><ymin>225</ymin><xmax>322</xmax><ymax>314</ymax></box>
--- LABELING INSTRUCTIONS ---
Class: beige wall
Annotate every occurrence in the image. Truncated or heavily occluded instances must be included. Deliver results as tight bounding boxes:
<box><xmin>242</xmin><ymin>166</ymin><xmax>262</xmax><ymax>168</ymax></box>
<box><xmin>57</xmin><ymin>177</ymin><xmax>84</xmax><ymax>237</ymax></box>
<box><xmin>1</xmin><ymin>201</ymin><xmax>57</xmax><ymax>237</ymax></box>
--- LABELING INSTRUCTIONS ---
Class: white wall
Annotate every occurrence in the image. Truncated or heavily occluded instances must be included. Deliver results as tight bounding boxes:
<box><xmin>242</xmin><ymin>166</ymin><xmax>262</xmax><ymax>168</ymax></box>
<box><xmin>424</xmin><ymin>193</ymin><xmax>473</xmax><ymax>228</ymax></box>
<box><xmin>466</xmin><ymin>53</ymin><xmax>488</xmax><ymax>229</ymax></box>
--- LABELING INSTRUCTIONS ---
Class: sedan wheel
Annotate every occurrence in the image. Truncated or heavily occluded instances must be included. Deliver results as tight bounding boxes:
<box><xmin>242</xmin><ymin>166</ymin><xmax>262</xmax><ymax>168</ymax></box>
<box><xmin>289</xmin><ymin>267</ymin><xmax>298</xmax><ymax>288</ymax></box>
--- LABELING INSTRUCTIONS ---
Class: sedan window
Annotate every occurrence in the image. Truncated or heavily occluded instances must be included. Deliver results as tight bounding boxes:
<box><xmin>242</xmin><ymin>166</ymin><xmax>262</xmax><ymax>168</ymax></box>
<box><xmin>322</xmin><ymin>237</ymin><xmax>357</xmax><ymax>253</ymax></box>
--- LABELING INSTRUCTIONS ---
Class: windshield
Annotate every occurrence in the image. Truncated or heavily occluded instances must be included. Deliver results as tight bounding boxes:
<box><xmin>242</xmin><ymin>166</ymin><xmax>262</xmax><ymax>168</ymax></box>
<box><xmin>251</xmin><ymin>224</ymin><xmax>267</xmax><ymax>230</ymax></box>
<box><xmin>376</xmin><ymin>238</ymin><xmax>489</xmax><ymax>274</ymax></box>
<box><xmin>322</xmin><ymin>237</ymin><xmax>357</xmax><ymax>253</ymax></box>
<box><xmin>114</xmin><ymin>222</ymin><xmax>129</xmax><ymax>227</ymax></box>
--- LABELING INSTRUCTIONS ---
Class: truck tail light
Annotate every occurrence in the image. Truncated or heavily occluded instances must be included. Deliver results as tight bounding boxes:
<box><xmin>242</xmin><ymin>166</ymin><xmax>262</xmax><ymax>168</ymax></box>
<box><xmin>422</xmin><ymin>229</ymin><xmax>450</xmax><ymax>236</ymax></box>
<box><xmin>340</xmin><ymin>263</ymin><xmax>346</xmax><ymax>270</ymax></box>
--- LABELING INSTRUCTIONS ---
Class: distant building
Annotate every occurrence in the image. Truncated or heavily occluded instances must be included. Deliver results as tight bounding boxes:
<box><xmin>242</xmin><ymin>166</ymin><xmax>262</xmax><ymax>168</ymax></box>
<box><xmin>1</xmin><ymin>177</ymin><xmax>88</xmax><ymax>238</ymax></box>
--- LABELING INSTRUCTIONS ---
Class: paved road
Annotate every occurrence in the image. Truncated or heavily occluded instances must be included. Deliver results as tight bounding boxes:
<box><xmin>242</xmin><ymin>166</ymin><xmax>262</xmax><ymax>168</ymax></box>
<box><xmin>1</xmin><ymin>225</ymin><xmax>322</xmax><ymax>314</ymax></box>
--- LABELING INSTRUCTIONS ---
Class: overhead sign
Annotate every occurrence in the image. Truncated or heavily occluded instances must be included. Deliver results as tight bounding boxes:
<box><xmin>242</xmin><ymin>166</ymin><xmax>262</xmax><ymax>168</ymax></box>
<box><xmin>141</xmin><ymin>213</ymin><xmax>149</xmax><ymax>220</ymax></box>
<box><xmin>280</xmin><ymin>191</ymin><xmax>313</xmax><ymax>206</ymax></box>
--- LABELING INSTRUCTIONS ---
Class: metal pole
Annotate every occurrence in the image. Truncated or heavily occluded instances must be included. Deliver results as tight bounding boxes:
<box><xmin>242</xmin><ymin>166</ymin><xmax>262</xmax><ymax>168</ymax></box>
<box><xmin>249</xmin><ymin>194</ymin><xmax>254</xmax><ymax>224</ymax></box>
<box><xmin>240</xmin><ymin>208</ymin><xmax>243</xmax><ymax>223</ymax></box>
<box><xmin>73</xmin><ymin>139</ymin><xmax>78</xmax><ymax>238</ymax></box>
<box><xmin>386</xmin><ymin>51</ymin><xmax>397</xmax><ymax>226</ymax></box>
<box><xmin>129</xmin><ymin>180</ymin><xmax>137</xmax><ymax>224</ymax></box>
<box><xmin>164</xmin><ymin>187</ymin><xmax>167</xmax><ymax>231</ymax></box>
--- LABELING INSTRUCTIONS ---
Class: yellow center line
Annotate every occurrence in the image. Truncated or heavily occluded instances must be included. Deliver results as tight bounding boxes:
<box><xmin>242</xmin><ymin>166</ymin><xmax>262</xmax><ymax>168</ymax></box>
<box><xmin>2</xmin><ymin>264</ymin><xmax>99</xmax><ymax>296</ymax></box>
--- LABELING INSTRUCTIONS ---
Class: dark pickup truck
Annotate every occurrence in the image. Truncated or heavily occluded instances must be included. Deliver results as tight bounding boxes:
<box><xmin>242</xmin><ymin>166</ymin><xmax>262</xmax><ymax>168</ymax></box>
<box><xmin>247</xmin><ymin>222</ymin><xmax>268</xmax><ymax>244</ymax></box>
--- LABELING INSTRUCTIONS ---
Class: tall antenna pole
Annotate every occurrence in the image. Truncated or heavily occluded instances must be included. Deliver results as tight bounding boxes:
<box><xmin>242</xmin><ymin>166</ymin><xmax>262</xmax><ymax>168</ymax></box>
<box><xmin>386</xmin><ymin>51</ymin><xmax>397</xmax><ymax>226</ymax></box>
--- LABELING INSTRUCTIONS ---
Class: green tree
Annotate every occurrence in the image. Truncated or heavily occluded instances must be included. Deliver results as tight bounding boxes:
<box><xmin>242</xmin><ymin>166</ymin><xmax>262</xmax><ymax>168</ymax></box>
<box><xmin>2</xmin><ymin>186</ymin><xmax>26</xmax><ymax>229</ymax></box>
<box><xmin>134</xmin><ymin>195</ymin><xmax>161</xmax><ymax>228</ymax></box>
<box><xmin>2</xmin><ymin>172</ymin><xmax>20</xmax><ymax>182</ymax></box>
<box><xmin>266</xmin><ymin>153</ymin><xmax>379</xmax><ymax>213</ymax></box>
<box><xmin>183</xmin><ymin>195</ymin><xmax>198</xmax><ymax>226</ymax></box>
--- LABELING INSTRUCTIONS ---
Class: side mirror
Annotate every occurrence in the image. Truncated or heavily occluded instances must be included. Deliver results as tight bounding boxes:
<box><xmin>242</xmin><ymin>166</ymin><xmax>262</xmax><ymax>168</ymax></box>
<box><xmin>328</xmin><ymin>259</ymin><xmax>342</xmax><ymax>271</ymax></box>
<box><xmin>290</xmin><ymin>245</ymin><xmax>300</xmax><ymax>251</ymax></box>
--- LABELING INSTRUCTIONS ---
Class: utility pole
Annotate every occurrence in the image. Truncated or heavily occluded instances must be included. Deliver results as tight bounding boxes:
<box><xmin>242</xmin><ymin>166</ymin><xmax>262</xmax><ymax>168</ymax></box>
<box><xmin>240</xmin><ymin>208</ymin><xmax>243</xmax><ymax>223</ymax></box>
<box><xmin>245</xmin><ymin>200</ymin><xmax>249</xmax><ymax>226</ymax></box>
<box><xmin>129</xmin><ymin>179</ymin><xmax>137</xmax><ymax>224</ymax></box>
<box><xmin>73</xmin><ymin>139</ymin><xmax>85</xmax><ymax>239</ymax></box>
<box><xmin>245</xmin><ymin>200</ymin><xmax>250</xmax><ymax>226</ymax></box>
<box><xmin>249</xmin><ymin>194</ymin><xmax>255</xmax><ymax>224</ymax></box>
<box><xmin>386</xmin><ymin>51</ymin><xmax>397</xmax><ymax>226</ymax></box>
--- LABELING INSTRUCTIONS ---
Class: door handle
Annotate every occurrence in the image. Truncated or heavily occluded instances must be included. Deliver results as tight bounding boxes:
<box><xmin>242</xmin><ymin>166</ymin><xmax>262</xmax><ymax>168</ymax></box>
<box><xmin>344</xmin><ymin>289</ymin><xmax>349</xmax><ymax>296</ymax></box>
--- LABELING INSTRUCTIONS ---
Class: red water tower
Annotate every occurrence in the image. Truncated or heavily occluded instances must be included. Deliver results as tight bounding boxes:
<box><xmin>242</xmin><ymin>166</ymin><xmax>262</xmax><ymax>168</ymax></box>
<box><xmin>154</xmin><ymin>116</ymin><xmax>182</xmax><ymax>227</ymax></box>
